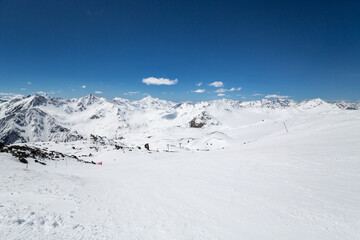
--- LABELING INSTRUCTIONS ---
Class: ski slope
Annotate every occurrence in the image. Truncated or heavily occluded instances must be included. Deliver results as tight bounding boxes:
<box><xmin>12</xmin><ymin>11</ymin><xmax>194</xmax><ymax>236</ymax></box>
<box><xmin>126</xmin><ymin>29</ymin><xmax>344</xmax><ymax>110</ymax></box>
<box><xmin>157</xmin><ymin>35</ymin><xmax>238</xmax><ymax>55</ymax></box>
<box><xmin>0</xmin><ymin>105</ymin><xmax>359</xmax><ymax>239</ymax></box>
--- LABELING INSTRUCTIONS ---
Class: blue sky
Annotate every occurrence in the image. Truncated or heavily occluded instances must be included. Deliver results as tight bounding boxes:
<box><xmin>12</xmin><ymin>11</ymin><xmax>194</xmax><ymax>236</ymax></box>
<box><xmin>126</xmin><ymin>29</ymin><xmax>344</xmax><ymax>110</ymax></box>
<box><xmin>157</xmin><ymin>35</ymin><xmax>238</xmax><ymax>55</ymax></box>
<box><xmin>0</xmin><ymin>0</ymin><xmax>359</xmax><ymax>102</ymax></box>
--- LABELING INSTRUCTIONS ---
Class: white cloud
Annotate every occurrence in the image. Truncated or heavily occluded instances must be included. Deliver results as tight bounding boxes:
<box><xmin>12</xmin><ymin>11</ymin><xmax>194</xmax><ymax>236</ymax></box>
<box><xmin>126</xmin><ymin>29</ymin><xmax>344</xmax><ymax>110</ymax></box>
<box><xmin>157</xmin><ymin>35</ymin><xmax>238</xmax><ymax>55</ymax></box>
<box><xmin>0</xmin><ymin>92</ymin><xmax>15</xmax><ymax>96</ymax></box>
<box><xmin>123</xmin><ymin>91</ymin><xmax>139</xmax><ymax>96</ymax></box>
<box><xmin>192</xmin><ymin>89</ymin><xmax>205</xmax><ymax>93</ymax></box>
<box><xmin>20</xmin><ymin>88</ymin><xmax>26</xmax><ymax>91</ymax></box>
<box><xmin>215</xmin><ymin>87</ymin><xmax>241</xmax><ymax>93</ymax></box>
<box><xmin>95</xmin><ymin>91</ymin><xmax>103</xmax><ymax>94</ymax></box>
<box><xmin>82</xmin><ymin>85</ymin><xmax>86</xmax><ymax>89</ymax></box>
<box><xmin>36</xmin><ymin>90</ymin><xmax>55</xmax><ymax>95</ymax></box>
<box><xmin>196</xmin><ymin>82</ymin><xmax>203</xmax><ymax>86</ymax></box>
<box><xmin>142</xmin><ymin>77</ymin><xmax>178</xmax><ymax>85</ymax></box>
<box><xmin>265</xmin><ymin>94</ymin><xmax>290</xmax><ymax>99</ymax></box>
<box><xmin>215</xmin><ymin>88</ymin><xmax>226</xmax><ymax>93</ymax></box>
<box><xmin>72</xmin><ymin>89</ymin><xmax>75</xmax><ymax>92</ymax></box>
<box><xmin>217</xmin><ymin>93</ymin><xmax>225</xmax><ymax>97</ymax></box>
<box><xmin>0</xmin><ymin>93</ymin><xmax>25</xmax><ymax>98</ymax></box>
<box><xmin>27</xmin><ymin>81</ymin><xmax>32</xmax><ymax>85</ymax></box>
<box><xmin>209</xmin><ymin>81</ymin><xmax>223</xmax><ymax>87</ymax></box>
<box><xmin>252</xmin><ymin>93</ymin><xmax>263</xmax><ymax>96</ymax></box>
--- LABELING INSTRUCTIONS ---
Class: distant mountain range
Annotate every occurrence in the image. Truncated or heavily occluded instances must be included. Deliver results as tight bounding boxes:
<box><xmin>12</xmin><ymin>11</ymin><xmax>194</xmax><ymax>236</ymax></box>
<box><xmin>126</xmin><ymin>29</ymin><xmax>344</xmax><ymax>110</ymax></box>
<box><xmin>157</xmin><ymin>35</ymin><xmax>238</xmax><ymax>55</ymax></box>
<box><xmin>0</xmin><ymin>94</ymin><xmax>358</xmax><ymax>145</ymax></box>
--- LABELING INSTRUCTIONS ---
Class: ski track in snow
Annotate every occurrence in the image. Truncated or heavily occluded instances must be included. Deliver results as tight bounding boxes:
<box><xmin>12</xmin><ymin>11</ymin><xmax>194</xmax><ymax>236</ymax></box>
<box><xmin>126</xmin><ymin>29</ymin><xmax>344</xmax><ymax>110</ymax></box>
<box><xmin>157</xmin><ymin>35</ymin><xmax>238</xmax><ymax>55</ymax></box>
<box><xmin>0</xmin><ymin>99</ymin><xmax>360</xmax><ymax>239</ymax></box>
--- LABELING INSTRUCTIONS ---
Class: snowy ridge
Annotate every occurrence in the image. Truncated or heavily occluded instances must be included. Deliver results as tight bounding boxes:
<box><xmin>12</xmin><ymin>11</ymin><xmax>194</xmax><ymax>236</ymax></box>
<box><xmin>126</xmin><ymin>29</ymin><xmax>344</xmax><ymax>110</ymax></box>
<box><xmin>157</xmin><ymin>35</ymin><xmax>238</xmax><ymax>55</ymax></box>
<box><xmin>0</xmin><ymin>94</ymin><xmax>357</xmax><ymax>145</ymax></box>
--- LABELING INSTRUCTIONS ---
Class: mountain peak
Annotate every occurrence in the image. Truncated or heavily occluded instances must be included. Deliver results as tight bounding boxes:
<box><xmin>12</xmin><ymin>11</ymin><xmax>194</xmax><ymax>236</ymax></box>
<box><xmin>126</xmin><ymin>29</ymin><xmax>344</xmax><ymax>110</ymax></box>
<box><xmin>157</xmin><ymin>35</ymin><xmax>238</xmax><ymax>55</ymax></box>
<box><xmin>27</xmin><ymin>94</ymin><xmax>48</xmax><ymax>107</ymax></box>
<box><xmin>86</xmin><ymin>93</ymin><xmax>96</xmax><ymax>99</ymax></box>
<box><xmin>141</xmin><ymin>95</ymin><xmax>158</xmax><ymax>101</ymax></box>
<box><xmin>80</xmin><ymin>94</ymin><xmax>100</xmax><ymax>105</ymax></box>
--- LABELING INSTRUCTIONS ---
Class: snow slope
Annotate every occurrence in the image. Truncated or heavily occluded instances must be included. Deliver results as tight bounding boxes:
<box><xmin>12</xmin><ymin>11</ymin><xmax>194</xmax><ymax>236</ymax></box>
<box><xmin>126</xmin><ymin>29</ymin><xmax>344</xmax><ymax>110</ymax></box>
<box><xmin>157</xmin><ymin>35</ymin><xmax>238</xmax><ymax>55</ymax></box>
<box><xmin>0</xmin><ymin>107</ymin><xmax>359</xmax><ymax>239</ymax></box>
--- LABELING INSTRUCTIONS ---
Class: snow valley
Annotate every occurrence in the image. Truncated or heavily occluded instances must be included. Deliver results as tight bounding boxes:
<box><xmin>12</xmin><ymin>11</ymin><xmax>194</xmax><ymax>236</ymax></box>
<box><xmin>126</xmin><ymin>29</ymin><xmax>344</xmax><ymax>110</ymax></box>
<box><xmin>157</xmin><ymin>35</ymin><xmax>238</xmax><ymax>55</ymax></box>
<box><xmin>0</xmin><ymin>94</ymin><xmax>359</xmax><ymax>239</ymax></box>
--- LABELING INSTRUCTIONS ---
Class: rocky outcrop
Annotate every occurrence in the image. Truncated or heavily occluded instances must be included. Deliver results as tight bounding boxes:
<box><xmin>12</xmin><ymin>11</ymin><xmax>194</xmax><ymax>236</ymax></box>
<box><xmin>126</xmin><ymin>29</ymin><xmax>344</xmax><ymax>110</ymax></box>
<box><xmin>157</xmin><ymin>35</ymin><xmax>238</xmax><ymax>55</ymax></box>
<box><xmin>189</xmin><ymin>112</ymin><xmax>218</xmax><ymax>128</ymax></box>
<box><xmin>0</xmin><ymin>144</ymin><xmax>94</xmax><ymax>165</ymax></box>
<box><xmin>144</xmin><ymin>143</ymin><xmax>150</xmax><ymax>151</ymax></box>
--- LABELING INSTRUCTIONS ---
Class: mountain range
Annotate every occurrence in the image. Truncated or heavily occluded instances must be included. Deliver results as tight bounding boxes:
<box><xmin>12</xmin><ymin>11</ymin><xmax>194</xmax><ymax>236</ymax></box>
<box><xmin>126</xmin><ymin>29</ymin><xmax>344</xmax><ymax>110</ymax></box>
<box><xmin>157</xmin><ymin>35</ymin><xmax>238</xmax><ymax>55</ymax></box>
<box><xmin>0</xmin><ymin>94</ymin><xmax>358</xmax><ymax>145</ymax></box>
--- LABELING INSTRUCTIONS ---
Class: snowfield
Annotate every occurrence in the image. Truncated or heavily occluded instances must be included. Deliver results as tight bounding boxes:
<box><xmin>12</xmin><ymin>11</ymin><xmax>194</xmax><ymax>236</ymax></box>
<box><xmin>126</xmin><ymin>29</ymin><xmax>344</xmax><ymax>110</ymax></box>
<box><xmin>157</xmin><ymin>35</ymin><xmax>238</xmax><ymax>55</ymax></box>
<box><xmin>0</xmin><ymin>96</ymin><xmax>360</xmax><ymax>239</ymax></box>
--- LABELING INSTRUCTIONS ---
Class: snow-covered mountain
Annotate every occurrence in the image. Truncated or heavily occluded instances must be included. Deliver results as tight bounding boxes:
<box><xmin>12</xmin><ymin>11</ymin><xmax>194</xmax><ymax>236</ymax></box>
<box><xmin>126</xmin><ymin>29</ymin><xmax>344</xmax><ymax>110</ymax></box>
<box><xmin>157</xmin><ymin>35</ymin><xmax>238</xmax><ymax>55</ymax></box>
<box><xmin>0</xmin><ymin>94</ymin><xmax>357</xmax><ymax>145</ymax></box>
<box><xmin>0</xmin><ymin>95</ymin><xmax>83</xmax><ymax>145</ymax></box>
